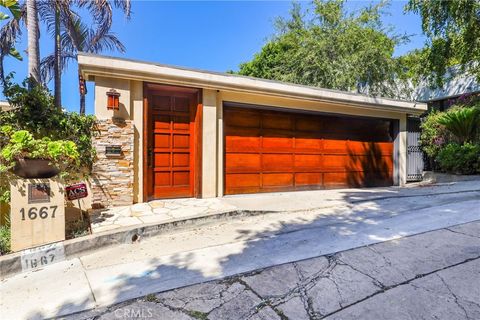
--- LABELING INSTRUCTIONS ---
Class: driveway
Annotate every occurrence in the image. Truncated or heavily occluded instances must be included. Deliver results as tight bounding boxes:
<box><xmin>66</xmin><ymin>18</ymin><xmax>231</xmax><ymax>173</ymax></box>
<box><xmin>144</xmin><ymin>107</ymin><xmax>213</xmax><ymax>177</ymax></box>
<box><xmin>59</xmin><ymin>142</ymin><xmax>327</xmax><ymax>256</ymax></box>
<box><xmin>68</xmin><ymin>220</ymin><xmax>480</xmax><ymax>320</ymax></box>
<box><xmin>1</xmin><ymin>180</ymin><xmax>479</xmax><ymax>319</ymax></box>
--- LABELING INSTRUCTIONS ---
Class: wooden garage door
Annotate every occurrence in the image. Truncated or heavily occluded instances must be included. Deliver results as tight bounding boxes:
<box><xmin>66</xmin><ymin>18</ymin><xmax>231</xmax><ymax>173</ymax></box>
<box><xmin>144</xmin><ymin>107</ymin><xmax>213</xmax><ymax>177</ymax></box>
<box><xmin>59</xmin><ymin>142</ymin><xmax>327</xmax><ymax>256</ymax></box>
<box><xmin>224</xmin><ymin>106</ymin><xmax>394</xmax><ymax>195</ymax></box>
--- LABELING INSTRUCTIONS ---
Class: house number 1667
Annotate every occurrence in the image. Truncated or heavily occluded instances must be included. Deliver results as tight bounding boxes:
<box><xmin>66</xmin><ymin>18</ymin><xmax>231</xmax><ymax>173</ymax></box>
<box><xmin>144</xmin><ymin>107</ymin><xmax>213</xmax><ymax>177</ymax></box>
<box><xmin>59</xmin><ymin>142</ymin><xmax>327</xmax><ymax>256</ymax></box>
<box><xmin>20</xmin><ymin>206</ymin><xmax>58</xmax><ymax>220</ymax></box>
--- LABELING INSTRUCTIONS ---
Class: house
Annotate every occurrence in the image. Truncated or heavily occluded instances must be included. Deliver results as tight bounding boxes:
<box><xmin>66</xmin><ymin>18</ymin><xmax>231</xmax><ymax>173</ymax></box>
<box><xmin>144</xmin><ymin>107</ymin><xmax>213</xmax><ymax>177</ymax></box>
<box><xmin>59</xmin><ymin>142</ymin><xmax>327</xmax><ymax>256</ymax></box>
<box><xmin>415</xmin><ymin>65</ymin><xmax>480</xmax><ymax>111</ymax></box>
<box><xmin>78</xmin><ymin>53</ymin><xmax>427</xmax><ymax>208</ymax></box>
<box><xmin>0</xmin><ymin>100</ymin><xmax>11</xmax><ymax>111</ymax></box>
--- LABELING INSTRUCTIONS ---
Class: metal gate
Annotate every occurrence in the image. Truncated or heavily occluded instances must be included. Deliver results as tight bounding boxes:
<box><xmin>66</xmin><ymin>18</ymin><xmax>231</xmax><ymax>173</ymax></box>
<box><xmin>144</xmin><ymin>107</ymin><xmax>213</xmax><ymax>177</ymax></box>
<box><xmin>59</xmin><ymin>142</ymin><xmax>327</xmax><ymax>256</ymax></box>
<box><xmin>407</xmin><ymin>120</ymin><xmax>424</xmax><ymax>182</ymax></box>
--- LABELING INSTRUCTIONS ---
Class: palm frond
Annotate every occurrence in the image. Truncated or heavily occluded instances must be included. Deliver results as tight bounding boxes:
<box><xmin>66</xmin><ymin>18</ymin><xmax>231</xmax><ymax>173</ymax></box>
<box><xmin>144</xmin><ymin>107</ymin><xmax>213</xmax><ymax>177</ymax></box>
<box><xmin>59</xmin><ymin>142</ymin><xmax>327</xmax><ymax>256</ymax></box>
<box><xmin>87</xmin><ymin>30</ymin><xmax>125</xmax><ymax>53</ymax></box>
<box><xmin>40</xmin><ymin>51</ymin><xmax>76</xmax><ymax>83</ymax></box>
<box><xmin>0</xmin><ymin>2</ymin><xmax>25</xmax><ymax>55</ymax></box>
<box><xmin>60</xmin><ymin>10</ymin><xmax>88</xmax><ymax>51</ymax></box>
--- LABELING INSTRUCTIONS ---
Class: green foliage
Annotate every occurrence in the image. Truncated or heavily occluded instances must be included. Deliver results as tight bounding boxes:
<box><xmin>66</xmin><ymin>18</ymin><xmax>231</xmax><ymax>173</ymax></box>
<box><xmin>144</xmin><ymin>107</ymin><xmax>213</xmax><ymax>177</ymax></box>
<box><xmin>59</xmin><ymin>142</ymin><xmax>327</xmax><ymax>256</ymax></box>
<box><xmin>420</xmin><ymin>111</ymin><xmax>449</xmax><ymax>159</ymax></box>
<box><xmin>0</xmin><ymin>223</ymin><xmax>10</xmax><ymax>255</ymax></box>
<box><xmin>0</xmin><ymin>0</ymin><xmax>20</xmax><ymax>19</ymax></box>
<box><xmin>1</xmin><ymin>76</ymin><xmax>96</xmax><ymax>170</ymax></box>
<box><xmin>396</xmin><ymin>48</ymin><xmax>431</xmax><ymax>86</ymax></box>
<box><xmin>0</xmin><ymin>0</ymin><xmax>22</xmax><ymax>62</ymax></box>
<box><xmin>421</xmin><ymin>97</ymin><xmax>480</xmax><ymax>174</ymax></box>
<box><xmin>437</xmin><ymin>106</ymin><xmax>480</xmax><ymax>144</ymax></box>
<box><xmin>406</xmin><ymin>0</ymin><xmax>480</xmax><ymax>85</ymax></box>
<box><xmin>237</xmin><ymin>0</ymin><xmax>408</xmax><ymax>97</ymax></box>
<box><xmin>0</xmin><ymin>127</ymin><xmax>79</xmax><ymax>165</ymax></box>
<box><xmin>436</xmin><ymin>143</ymin><xmax>480</xmax><ymax>174</ymax></box>
<box><xmin>0</xmin><ymin>77</ymin><xmax>96</xmax><ymax>202</ymax></box>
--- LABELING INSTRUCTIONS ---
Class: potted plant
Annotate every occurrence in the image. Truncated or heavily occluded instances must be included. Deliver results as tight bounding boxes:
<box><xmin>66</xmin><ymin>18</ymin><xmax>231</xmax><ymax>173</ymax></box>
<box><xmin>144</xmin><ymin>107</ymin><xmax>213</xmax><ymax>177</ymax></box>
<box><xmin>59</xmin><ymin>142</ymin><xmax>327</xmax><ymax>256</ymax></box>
<box><xmin>0</xmin><ymin>126</ymin><xmax>80</xmax><ymax>179</ymax></box>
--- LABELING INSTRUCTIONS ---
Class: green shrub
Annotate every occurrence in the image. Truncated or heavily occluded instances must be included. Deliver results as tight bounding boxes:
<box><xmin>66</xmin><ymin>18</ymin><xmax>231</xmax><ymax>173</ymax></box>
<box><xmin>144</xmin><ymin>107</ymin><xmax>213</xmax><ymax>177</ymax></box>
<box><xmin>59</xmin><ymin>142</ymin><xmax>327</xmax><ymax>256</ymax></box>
<box><xmin>436</xmin><ymin>143</ymin><xmax>480</xmax><ymax>174</ymax></box>
<box><xmin>0</xmin><ymin>77</ymin><xmax>96</xmax><ymax>203</ymax></box>
<box><xmin>0</xmin><ymin>127</ymin><xmax>80</xmax><ymax>169</ymax></box>
<box><xmin>437</xmin><ymin>106</ymin><xmax>480</xmax><ymax>144</ymax></box>
<box><xmin>420</xmin><ymin>111</ymin><xmax>449</xmax><ymax>159</ymax></box>
<box><xmin>0</xmin><ymin>224</ymin><xmax>11</xmax><ymax>255</ymax></box>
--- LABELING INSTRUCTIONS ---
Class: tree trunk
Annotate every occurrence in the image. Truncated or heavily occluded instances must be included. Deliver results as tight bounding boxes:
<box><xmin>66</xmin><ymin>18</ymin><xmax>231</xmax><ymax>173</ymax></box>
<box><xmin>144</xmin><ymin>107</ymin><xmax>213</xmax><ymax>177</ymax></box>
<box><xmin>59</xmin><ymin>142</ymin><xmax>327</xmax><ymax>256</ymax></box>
<box><xmin>0</xmin><ymin>56</ymin><xmax>5</xmax><ymax>91</ymax></box>
<box><xmin>26</xmin><ymin>0</ymin><xmax>40</xmax><ymax>85</ymax></box>
<box><xmin>54</xmin><ymin>1</ymin><xmax>61</xmax><ymax>109</ymax></box>
<box><xmin>80</xmin><ymin>90</ymin><xmax>86</xmax><ymax>114</ymax></box>
<box><xmin>79</xmin><ymin>68</ymin><xmax>86</xmax><ymax>114</ymax></box>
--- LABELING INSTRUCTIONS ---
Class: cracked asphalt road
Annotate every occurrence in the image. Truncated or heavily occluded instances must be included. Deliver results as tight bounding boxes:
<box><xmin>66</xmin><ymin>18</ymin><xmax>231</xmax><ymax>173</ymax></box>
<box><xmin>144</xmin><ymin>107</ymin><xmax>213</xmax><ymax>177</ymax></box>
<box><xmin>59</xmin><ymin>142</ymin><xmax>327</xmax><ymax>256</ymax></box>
<box><xmin>67</xmin><ymin>220</ymin><xmax>480</xmax><ymax>320</ymax></box>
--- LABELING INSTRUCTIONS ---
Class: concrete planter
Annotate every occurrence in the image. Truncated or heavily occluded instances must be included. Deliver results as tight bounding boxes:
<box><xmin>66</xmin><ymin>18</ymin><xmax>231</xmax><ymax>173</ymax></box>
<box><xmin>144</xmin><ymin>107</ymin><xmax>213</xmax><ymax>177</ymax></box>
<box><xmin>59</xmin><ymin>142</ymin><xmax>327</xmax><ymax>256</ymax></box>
<box><xmin>12</xmin><ymin>159</ymin><xmax>60</xmax><ymax>179</ymax></box>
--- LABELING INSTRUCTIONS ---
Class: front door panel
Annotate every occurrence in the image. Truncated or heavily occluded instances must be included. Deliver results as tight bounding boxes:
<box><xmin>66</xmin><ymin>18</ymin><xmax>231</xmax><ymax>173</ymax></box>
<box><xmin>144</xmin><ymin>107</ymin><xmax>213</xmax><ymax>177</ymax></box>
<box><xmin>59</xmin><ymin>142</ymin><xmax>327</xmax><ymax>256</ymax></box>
<box><xmin>146</xmin><ymin>87</ymin><xmax>198</xmax><ymax>200</ymax></box>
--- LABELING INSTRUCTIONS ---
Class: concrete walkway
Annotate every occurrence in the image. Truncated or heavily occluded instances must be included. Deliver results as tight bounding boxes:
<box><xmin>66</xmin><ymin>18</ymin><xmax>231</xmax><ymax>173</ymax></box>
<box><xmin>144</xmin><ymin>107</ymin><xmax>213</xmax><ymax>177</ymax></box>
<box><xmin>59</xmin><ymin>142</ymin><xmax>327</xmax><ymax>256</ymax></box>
<box><xmin>91</xmin><ymin>198</ymin><xmax>236</xmax><ymax>233</ymax></box>
<box><xmin>71</xmin><ymin>220</ymin><xmax>480</xmax><ymax>320</ymax></box>
<box><xmin>91</xmin><ymin>180</ymin><xmax>480</xmax><ymax>233</ymax></box>
<box><xmin>1</xmin><ymin>180</ymin><xmax>480</xmax><ymax>319</ymax></box>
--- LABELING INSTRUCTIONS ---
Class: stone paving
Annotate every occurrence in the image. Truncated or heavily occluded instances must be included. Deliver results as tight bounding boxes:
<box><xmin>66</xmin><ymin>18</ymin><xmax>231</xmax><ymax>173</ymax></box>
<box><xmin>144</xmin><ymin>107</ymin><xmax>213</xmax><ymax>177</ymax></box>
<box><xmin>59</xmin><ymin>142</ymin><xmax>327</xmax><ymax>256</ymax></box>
<box><xmin>70</xmin><ymin>220</ymin><xmax>480</xmax><ymax>320</ymax></box>
<box><xmin>90</xmin><ymin>198</ymin><xmax>237</xmax><ymax>233</ymax></box>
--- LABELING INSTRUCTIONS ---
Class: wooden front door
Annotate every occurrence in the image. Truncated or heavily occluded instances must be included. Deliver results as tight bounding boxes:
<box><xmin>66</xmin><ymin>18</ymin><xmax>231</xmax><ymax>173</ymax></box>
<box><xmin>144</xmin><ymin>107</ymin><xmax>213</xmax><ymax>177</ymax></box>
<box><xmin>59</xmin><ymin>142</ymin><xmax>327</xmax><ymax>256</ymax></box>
<box><xmin>144</xmin><ymin>84</ymin><xmax>201</xmax><ymax>200</ymax></box>
<box><xmin>224</xmin><ymin>105</ymin><xmax>394</xmax><ymax>195</ymax></box>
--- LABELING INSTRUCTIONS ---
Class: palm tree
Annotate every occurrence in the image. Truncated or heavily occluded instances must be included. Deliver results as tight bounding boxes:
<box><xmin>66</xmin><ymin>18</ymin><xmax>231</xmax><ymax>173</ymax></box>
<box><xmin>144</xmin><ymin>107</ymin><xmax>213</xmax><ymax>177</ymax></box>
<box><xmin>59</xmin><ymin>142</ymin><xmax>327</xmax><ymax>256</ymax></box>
<box><xmin>0</xmin><ymin>0</ymin><xmax>23</xmax><ymax>88</ymax></box>
<box><xmin>41</xmin><ymin>9</ymin><xmax>127</xmax><ymax>114</ymax></box>
<box><xmin>26</xmin><ymin>0</ymin><xmax>40</xmax><ymax>84</ymax></box>
<box><xmin>40</xmin><ymin>0</ymin><xmax>131</xmax><ymax>113</ymax></box>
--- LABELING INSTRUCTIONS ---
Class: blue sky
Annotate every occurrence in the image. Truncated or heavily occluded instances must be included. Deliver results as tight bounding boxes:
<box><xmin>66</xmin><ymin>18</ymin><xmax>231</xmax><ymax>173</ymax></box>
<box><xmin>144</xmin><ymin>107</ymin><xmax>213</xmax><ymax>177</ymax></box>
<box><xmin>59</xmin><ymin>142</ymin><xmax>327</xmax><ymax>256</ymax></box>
<box><xmin>1</xmin><ymin>1</ymin><xmax>425</xmax><ymax>115</ymax></box>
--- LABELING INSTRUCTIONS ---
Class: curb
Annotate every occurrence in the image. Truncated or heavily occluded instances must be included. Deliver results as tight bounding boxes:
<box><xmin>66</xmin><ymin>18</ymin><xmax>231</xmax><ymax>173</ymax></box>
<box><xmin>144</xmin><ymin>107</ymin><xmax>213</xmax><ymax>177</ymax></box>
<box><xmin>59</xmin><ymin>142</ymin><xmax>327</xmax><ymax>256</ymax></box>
<box><xmin>2</xmin><ymin>181</ymin><xmax>479</xmax><ymax>279</ymax></box>
<box><xmin>0</xmin><ymin>208</ymin><xmax>278</xmax><ymax>279</ymax></box>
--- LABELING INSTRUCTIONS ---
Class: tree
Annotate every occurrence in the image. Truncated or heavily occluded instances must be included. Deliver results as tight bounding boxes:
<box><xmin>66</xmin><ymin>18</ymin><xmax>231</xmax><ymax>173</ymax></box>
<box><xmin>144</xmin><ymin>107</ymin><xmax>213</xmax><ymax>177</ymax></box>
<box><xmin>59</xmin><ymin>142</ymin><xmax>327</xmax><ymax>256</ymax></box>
<box><xmin>237</xmin><ymin>0</ymin><xmax>408</xmax><ymax>98</ymax></box>
<box><xmin>0</xmin><ymin>0</ymin><xmax>22</xmax><ymax>88</ymax></box>
<box><xmin>25</xmin><ymin>0</ymin><xmax>40</xmax><ymax>84</ymax></box>
<box><xmin>40</xmin><ymin>0</ymin><xmax>131</xmax><ymax>113</ymax></box>
<box><xmin>406</xmin><ymin>0</ymin><xmax>480</xmax><ymax>85</ymax></box>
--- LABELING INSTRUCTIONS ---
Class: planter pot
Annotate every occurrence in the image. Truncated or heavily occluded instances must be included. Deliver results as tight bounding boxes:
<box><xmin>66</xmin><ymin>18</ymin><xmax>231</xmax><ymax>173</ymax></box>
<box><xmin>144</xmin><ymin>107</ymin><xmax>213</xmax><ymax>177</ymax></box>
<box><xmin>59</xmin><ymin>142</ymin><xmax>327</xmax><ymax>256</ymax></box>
<box><xmin>12</xmin><ymin>159</ymin><xmax>60</xmax><ymax>179</ymax></box>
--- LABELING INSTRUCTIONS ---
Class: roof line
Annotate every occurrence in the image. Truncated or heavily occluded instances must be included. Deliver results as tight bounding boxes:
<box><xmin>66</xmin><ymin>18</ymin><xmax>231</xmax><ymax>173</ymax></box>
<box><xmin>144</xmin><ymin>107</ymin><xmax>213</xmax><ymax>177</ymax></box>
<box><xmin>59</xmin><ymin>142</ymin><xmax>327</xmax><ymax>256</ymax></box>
<box><xmin>78</xmin><ymin>52</ymin><xmax>427</xmax><ymax>114</ymax></box>
<box><xmin>79</xmin><ymin>52</ymin><xmax>420</xmax><ymax>104</ymax></box>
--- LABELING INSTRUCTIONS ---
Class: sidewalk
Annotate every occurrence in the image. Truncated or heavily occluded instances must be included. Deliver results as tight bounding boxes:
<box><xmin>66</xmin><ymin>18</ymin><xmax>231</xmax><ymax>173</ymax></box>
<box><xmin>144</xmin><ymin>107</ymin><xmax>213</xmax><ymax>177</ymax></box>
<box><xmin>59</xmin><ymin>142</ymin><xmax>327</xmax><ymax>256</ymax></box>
<box><xmin>72</xmin><ymin>220</ymin><xmax>480</xmax><ymax>320</ymax></box>
<box><xmin>1</xmin><ymin>180</ymin><xmax>480</xmax><ymax>319</ymax></box>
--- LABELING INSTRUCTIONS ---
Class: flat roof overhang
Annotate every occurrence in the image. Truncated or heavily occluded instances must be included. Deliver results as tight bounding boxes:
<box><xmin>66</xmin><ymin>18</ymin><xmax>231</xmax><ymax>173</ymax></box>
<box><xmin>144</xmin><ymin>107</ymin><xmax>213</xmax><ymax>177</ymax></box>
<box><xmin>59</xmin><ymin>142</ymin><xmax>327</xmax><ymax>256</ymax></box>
<box><xmin>78</xmin><ymin>53</ymin><xmax>427</xmax><ymax>116</ymax></box>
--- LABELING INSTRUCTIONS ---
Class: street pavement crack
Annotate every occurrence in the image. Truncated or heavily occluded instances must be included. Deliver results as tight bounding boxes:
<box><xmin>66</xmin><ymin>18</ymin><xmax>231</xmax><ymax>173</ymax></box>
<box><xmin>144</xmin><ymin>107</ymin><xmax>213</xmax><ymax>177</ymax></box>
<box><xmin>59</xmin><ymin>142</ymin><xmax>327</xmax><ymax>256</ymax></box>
<box><xmin>444</xmin><ymin>227</ymin><xmax>480</xmax><ymax>239</ymax></box>
<box><xmin>320</xmin><ymin>255</ymin><xmax>480</xmax><ymax>319</ymax></box>
<box><xmin>365</xmin><ymin>245</ymin><xmax>410</xmax><ymax>281</ymax></box>
<box><xmin>79</xmin><ymin>258</ymin><xmax>97</xmax><ymax>304</ymax></box>
<box><xmin>436</xmin><ymin>273</ymin><xmax>472</xmax><ymax>320</ymax></box>
<box><xmin>336</xmin><ymin>257</ymin><xmax>386</xmax><ymax>290</ymax></box>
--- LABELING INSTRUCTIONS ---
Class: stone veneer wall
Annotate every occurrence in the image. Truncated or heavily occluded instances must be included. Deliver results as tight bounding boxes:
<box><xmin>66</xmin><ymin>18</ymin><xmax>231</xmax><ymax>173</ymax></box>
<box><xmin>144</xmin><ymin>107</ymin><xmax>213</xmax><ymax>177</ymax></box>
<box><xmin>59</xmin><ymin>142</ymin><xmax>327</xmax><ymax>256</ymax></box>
<box><xmin>91</xmin><ymin>118</ymin><xmax>134</xmax><ymax>208</ymax></box>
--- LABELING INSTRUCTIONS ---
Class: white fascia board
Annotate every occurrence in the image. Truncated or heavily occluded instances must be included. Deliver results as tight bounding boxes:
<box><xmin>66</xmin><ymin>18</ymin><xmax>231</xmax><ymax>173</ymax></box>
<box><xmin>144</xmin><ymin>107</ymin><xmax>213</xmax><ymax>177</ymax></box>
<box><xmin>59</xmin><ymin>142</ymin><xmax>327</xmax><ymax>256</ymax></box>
<box><xmin>79</xmin><ymin>53</ymin><xmax>427</xmax><ymax>115</ymax></box>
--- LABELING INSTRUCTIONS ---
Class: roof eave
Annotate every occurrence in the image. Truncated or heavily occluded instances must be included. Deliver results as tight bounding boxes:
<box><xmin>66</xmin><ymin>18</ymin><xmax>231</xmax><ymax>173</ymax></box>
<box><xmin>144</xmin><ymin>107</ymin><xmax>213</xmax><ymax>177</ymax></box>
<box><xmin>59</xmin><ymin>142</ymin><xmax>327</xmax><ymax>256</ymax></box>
<box><xmin>79</xmin><ymin>54</ymin><xmax>428</xmax><ymax>116</ymax></box>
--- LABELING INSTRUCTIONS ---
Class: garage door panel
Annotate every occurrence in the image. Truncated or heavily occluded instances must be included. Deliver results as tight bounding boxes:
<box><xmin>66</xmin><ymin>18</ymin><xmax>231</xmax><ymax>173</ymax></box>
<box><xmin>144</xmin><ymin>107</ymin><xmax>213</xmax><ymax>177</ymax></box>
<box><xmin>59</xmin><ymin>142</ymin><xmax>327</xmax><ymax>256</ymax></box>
<box><xmin>322</xmin><ymin>155</ymin><xmax>348</xmax><ymax>170</ymax></box>
<box><xmin>263</xmin><ymin>154</ymin><xmax>294</xmax><ymax>171</ymax></box>
<box><xmin>295</xmin><ymin>173</ymin><xmax>323</xmax><ymax>186</ymax></box>
<box><xmin>225</xmin><ymin>153</ymin><xmax>261</xmax><ymax>172</ymax></box>
<box><xmin>295</xmin><ymin>131</ymin><xmax>323</xmax><ymax>150</ymax></box>
<box><xmin>323</xmin><ymin>172</ymin><xmax>353</xmax><ymax>188</ymax></box>
<box><xmin>347</xmin><ymin>155</ymin><xmax>393</xmax><ymax>172</ymax></box>
<box><xmin>323</xmin><ymin>139</ymin><xmax>349</xmax><ymax>154</ymax></box>
<box><xmin>296</xmin><ymin>117</ymin><xmax>323</xmax><ymax>132</ymax></box>
<box><xmin>347</xmin><ymin>141</ymin><xmax>394</xmax><ymax>156</ymax></box>
<box><xmin>225</xmin><ymin>173</ymin><xmax>261</xmax><ymax>188</ymax></box>
<box><xmin>295</xmin><ymin>154</ymin><xmax>322</xmax><ymax>168</ymax></box>
<box><xmin>263</xmin><ymin>173</ymin><xmax>294</xmax><ymax>187</ymax></box>
<box><xmin>224</xmin><ymin>109</ymin><xmax>260</xmax><ymax>128</ymax></box>
<box><xmin>224</xmin><ymin>106</ymin><xmax>393</xmax><ymax>195</ymax></box>
<box><xmin>225</xmin><ymin>137</ymin><xmax>262</xmax><ymax>152</ymax></box>
<box><xmin>262</xmin><ymin>134</ymin><xmax>294</xmax><ymax>149</ymax></box>
<box><xmin>263</xmin><ymin>114</ymin><xmax>294</xmax><ymax>130</ymax></box>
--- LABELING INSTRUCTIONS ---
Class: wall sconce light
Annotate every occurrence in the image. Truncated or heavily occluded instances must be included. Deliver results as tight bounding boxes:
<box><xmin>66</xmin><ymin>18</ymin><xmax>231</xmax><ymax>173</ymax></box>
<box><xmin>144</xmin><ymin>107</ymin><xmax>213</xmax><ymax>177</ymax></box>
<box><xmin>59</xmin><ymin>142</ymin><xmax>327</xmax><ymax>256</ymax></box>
<box><xmin>106</xmin><ymin>89</ymin><xmax>121</xmax><ymax>110</ymax></box>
